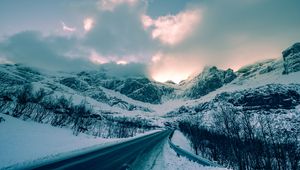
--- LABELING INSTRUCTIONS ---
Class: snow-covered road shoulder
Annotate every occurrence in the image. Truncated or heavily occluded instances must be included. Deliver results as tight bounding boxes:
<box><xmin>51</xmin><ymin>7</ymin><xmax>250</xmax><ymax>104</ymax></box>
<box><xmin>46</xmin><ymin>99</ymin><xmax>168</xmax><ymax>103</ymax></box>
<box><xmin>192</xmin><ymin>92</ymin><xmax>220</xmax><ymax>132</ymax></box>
<box><xmin>171</xmin><ymin>130</ymin><xmax>194</xmax><ymax>153</ymax></box>
<box><xmin>0</xmin><ymin>114</ymin><xmax>160</xmax><ymax>169</ymax></box>
<box><xmin>170</xmin><ymin>130</ymin><xmax>229</xmax><ymax>170</ymax></box>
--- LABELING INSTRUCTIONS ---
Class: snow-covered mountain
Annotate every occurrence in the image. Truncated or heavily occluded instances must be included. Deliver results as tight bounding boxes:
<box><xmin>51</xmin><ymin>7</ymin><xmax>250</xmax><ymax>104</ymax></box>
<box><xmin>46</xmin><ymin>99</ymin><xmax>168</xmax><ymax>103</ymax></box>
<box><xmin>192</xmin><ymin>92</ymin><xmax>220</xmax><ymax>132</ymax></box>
<box><xmin>0</xmin><ymin>42</ymin><xmax>300</xmax><ymax>138</ymax></box>
<box><xmin>0</xmin><ymin>42</ymin><xmax>299</xmax><ymax>114</ymax></box>
<box><xmin>0</xmin><ymin>41</ymin><xmax>299</xmax><ymax>169</ymax></box>
<box><xmin>181</xmin><ymin>66</ymin><xmax>237</xmax><ymax>99</ymax></box>
<box><xmin>165</xmin><ymin>43</ymin><xmax>300</xmax><ymax>170</ymax></box>
<box><xmin>166</xmin><ymin>42</ymin><xmax>300</xmax><ymax>131</ymax></box>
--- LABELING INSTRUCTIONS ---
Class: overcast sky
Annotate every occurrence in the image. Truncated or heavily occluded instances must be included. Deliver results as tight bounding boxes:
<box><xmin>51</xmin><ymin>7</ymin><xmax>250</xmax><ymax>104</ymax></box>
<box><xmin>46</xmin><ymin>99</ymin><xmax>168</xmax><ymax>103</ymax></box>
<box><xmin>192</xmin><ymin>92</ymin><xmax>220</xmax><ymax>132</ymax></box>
<box><xmin>0</xmin><ymin>0</ymin><xmax>300</xmax><ymax>83</ymax></box>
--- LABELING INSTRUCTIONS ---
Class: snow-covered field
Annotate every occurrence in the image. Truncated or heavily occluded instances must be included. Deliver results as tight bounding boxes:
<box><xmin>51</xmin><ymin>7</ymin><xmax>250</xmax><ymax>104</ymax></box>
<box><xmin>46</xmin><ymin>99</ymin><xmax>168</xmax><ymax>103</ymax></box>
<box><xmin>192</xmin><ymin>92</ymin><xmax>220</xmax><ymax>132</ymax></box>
<box><xmin>0</xmin><ymin>114</ymin><xmax>160</xmax><ymax>169</ymax></box>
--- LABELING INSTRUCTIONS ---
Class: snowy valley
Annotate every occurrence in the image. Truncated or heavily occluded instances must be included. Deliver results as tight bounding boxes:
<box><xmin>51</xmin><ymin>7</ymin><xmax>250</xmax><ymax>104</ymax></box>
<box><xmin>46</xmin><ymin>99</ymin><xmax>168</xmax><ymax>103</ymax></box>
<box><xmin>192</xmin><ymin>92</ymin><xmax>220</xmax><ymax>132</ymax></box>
<box><xmin>0</xmin><ymin>42</ymin><xmax>300</xmax><ymax>170</ymax></box>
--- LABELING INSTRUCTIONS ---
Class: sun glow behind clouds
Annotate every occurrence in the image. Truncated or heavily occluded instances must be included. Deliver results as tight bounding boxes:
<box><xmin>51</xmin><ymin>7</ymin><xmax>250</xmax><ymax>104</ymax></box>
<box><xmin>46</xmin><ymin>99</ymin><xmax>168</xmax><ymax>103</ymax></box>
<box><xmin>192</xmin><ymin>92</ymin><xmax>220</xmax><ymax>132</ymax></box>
<box><xmin>116</xmin><ymin>60</ymin><xmax>128</xmax><ymax>65</ymax></box>
<box><xmin>149</xmin><ymin>53</ymin><xmax>202</xmax><ymax>84</ymax></box>
<box><xmin>152</xmin><ymin>71</ymin><xmax>190</xmax><ymax>84</ymax></box>
<box><xmin>89</xmin><ymin>50</ymin><xmax>108</xmax><ymax>64</ymax></box>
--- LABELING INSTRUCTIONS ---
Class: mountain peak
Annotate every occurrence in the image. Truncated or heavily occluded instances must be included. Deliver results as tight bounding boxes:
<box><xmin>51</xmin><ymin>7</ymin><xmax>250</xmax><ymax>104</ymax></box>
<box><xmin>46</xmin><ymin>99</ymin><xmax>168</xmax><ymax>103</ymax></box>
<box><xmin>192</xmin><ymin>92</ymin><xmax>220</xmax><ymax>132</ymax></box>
<box><xmin>183</xmin><ymin>66</ymin><xmax>237</xmax><ymax>99</ymax></box>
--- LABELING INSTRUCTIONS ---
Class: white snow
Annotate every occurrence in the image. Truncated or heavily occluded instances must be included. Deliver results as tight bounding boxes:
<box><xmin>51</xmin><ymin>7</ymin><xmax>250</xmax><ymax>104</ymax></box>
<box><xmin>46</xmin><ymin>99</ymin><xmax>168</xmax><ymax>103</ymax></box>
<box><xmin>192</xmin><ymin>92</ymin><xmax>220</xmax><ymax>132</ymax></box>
<box><xmin>0</xmin><ymin>112</ymin><xmax>224</xmax><ymax>170</ymax></box>
<box><xmin>171</xmin><ymin>130</ymin><xmax>194</xmax><ymax>153</ymax></box>
<box><xmin>133</xmin><ymin>129</ymin><xmax>229</xmax><ymax>170</ymax></box>
<box><xmin>161</xmin><ymin>143</ymin><xmax>227</xmax><ymax>170</ymax></box>
<box><xmin>153</xmin><ymin>139</ymin><xmax>228</xmax><ymax>170</ymax></box>
<box><xmin>169</xmin><ymin>130</ymin><xmax>230</xmax><ymax>170</ymax></box>
<box><xmin>1</xmin><ymin>58</ymin><xmax>299</xmax><ymax>169</ymax></box>
<box><xmin>0</xmin><ymin>114</ymin><xmax>160</xmax><ymax>169</ymax></box>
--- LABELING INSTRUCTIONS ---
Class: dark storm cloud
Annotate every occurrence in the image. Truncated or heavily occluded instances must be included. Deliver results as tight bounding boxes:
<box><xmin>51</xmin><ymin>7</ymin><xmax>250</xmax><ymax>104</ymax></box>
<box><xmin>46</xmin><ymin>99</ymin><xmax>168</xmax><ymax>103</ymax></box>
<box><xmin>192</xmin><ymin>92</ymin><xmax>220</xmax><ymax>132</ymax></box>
<box><xmin>0</xmin><ymin>31</ymin><xmax>94</xmax><ymax>71</ymax></box>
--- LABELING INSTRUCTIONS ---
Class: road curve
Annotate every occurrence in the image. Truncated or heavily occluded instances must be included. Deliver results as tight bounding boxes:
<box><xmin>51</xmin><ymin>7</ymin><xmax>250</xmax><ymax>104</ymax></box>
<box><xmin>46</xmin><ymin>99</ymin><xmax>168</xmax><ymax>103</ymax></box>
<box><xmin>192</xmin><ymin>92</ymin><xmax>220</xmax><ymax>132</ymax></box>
<box><xmin>26</xmin><ymin>130</ymin><xmax>171</xmax><ymax>170</ymax></box>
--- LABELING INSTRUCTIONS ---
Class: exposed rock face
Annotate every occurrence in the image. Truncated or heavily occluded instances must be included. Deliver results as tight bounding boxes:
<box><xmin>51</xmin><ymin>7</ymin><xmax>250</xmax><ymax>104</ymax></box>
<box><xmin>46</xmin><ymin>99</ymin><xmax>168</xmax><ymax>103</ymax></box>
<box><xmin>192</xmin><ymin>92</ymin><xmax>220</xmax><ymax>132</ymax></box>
<box><xmin>282</xmin><ymin>42</ymin><xmax>300</xmax><ymax>74</ymax></box>
<box><xmin>217</xmin><ymin>84</ymin><xmax>300</xmax><ymax>110</ymax></box>
<box><xmin>75</xmin><ymin>71</ymin><xmax>176</xmax><ymax>104</ymax></box>
<box><xmin>168</xmin><ymin>84</ymin><xmax>300</xmax><ymax>116</ymax></box>
<box><xmin>185</xmin><ymin>66</ymin><xmax>237</xmax><ymax>99</ymax></box>
<box><xmin>101</xmin><ymin>78</ymin><xmax>174</xmax><ymax>104</ymax></box>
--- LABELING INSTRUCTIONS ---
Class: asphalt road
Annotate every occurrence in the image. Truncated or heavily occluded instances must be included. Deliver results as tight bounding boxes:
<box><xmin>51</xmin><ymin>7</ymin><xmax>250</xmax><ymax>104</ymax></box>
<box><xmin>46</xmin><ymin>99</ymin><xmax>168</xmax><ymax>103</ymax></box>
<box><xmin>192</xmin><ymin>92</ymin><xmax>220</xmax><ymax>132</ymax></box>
<box><xmin>28</xmin><ymin>130</ymin><xmax>171</xmax><ymax>170</ymax></box>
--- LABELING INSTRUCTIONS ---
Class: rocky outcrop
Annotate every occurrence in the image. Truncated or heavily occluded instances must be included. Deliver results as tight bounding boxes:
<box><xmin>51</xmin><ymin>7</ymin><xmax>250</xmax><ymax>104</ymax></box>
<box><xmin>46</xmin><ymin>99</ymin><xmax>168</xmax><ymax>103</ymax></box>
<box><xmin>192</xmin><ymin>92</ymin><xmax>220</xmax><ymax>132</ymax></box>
<box><xmin>217</xmin><ymin>84</ymin><xmax>300</xmax><ymax>110</ymax></box>
<box><xmin>184</xmin><ymin>66</ymin><xmax>237</xmax><ymax>99</ymax></box>
<box><xmin>282</xmin><ymin>42</ymin><xmax>300</xmax><ymax>74</ymax></box>
<box><xmin>168</xmin><ymin>84</ymin><xmax>300</xmax><ymax>116</ymax></box>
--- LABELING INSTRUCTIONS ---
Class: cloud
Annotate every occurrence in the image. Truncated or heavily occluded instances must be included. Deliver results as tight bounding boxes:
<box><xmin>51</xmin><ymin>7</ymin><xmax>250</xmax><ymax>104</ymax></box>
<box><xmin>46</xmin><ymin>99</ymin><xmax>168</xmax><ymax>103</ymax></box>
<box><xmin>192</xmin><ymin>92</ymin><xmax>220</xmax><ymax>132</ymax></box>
<box><xmin>146</xmin><ymin>0</ymin><xmax>300</xmax><ymax>82</ymax></box>
<box><xmin>83</xmin><ymin>18</ymin><xmax>94</xmax><ymax>32</ymax></box>
<box><xmin>0</xmin><ymin>31</ymin><xmax>149</xmax><ymax>78</ymax></box>
<box><xmin>0</xmin><ymin>56</ymin><xmax>12</xmax><ymax>64</ymax></box>
<box><xmin>116</xmin><ymin>60</ymin><xmax>128</xmax><ymax>65</ymax></box>
<box><xmin>1</xmin><ymin>0</ymin><xmax>300</xmax><ymax>83</ymax></box>
<box><xmin>99</xmin><ymin>62</ymin><xmax>148</xmax><ymax>77</ymax></box>
<box><xmin>89</xmin><ymin>50</ymin><xmax>109</xmax><ymax>64</ymax></box>
<box><xmin>84</xmin><ymin>3</ymin><xmax>156</xmax><ymax>61</ymax></box>
<box><xmin>61</xmin><ymin>21</ymin><xmax>76</xmax><ymax>32</ymax></box>
<box><xmin>142</xmin><ymin>9</ymin><xmax>201</xmax><ymax>45</ymax></box>
<box><xmin>0</xmin><ymin>31</ymin><xmax>93</xmax><ymax>71</ymax></box>
<box><xmin>151</xmin><ymin>52</ymin><xmax>161</xmax><ymax>63</ymax></box>
<box><xmin>98</xmin><ymin>0</ymin><xmax>138</xmax><ymax>11</ymax></box>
